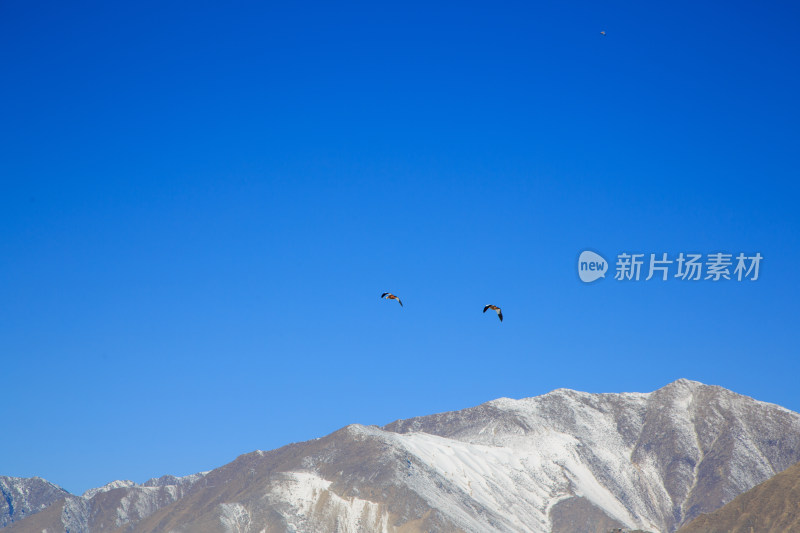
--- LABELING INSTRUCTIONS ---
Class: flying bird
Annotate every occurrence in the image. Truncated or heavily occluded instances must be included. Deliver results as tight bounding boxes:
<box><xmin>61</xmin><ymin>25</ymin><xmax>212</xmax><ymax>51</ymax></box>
<box><xmin>483</xmin><ymin>304</ymin><xmax>503</xmax><ymax>322</ymax></box>
<box><xmin>381</xmin><ymin>292</ymin><xmax>403</xmax><ymax>307</ymax></box>
<box><xmin>600</xmin><ymin>31</ymin><xmax>606</xmax><ymax>36</ymax></box>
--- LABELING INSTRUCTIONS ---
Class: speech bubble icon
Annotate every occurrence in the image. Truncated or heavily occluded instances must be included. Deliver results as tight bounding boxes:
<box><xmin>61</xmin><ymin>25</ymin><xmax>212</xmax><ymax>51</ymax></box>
<box><xmin>578</xmin><ymin>250</ymin><xmax>608</xmax><ymax>283</ymax></box>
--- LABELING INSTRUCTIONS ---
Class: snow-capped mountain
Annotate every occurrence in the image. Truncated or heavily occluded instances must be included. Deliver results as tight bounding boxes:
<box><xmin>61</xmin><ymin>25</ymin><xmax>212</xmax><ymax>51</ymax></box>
<box><xmin>5</xmin><ymin>379</ymin><xmax>800</xmax><ymax>533</ymax></box>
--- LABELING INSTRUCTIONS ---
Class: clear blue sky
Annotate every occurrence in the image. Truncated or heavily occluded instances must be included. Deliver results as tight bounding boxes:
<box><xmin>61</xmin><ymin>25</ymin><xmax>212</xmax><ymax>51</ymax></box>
<box><xmin>2</xmin><ymin>1</ymin><xmax>799</xmax><ymax>495</ymax></box>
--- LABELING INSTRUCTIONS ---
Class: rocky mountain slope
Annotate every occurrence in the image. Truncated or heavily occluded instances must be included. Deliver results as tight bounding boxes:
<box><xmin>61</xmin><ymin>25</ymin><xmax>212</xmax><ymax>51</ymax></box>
<box><xmin>3</xmin><ymin>474</ymin><xmax>205</xmax><ymax>533</ymax></box>
<box><xmin>4</xmin><ymin>379</ymin><xmax>800</xmax><ymax>533</ymax></box>
<box><xmin>676</xmin><ymin>459</ymin><xmax>800</xmax><ymax>533</ymax></box>
<box><xmin>0</xmin><ymin>476</ymin><xmax>70</xmax><ymax>528</ymax></box>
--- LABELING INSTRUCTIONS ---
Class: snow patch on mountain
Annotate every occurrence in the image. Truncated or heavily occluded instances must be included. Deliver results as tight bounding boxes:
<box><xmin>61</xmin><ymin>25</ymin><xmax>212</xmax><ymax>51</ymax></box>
<box><xmin>265</xmin><ymin>471</ymin><xmax>390</xmax><ymax>533</ymax></box>
<box><xmin>384</xmin><ymin>427</ymin><xmax>659</xmax><ymax>532</ymax></box>
<box><xmin>219</xmin><ymin>502</ymin><xmax>252</xmax><ymax>533</ymax></box>
<box><xmin>61</xmin><ymin>496</ymin><xmax>90</xmax><ymax>532</ymax></box>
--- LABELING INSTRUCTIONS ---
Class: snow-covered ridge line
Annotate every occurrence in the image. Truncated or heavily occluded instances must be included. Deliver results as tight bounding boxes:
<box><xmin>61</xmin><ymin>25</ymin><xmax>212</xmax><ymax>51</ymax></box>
<box><xmin>80</xmin><ymin>471</ymin><xmax>208</xmax><ymax>499</ymax></box>
<box><xmin>82</xmin><ymin>480</ymin><xmax>136</xmax><ymax>499</ymax></box>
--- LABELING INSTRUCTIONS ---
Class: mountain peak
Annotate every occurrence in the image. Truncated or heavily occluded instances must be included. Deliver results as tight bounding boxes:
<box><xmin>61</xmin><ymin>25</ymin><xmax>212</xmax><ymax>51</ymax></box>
<box><xmin>488</xmin><ymin>380</ymin><xmax>708</xmax><ymax>411</ymax></box>
<box><xmin>665</xmin><ymin>377</ymin><xmax>703</xmax><ymax>387</ymax></box>
<box><xmin>82</xmin><ymin>479</ymin><xmax>135</xmax><ymax>499</ymax></box>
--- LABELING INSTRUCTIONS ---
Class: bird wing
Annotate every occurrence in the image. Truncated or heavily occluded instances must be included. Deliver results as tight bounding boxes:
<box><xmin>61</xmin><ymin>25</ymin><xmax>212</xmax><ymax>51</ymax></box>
<box><xmin>381</xmin><ymin>293</ymin><xmax>389</xmax><ymax>298</ymax></box>
<box><xmin>497</xmin><ymin>310</ymin><xmax>503</xmax><ymax>322</ymax></box>
<box><xmin>483</xmin><ymin>305</ymin><xmax>491</xmax><ymax>313</ymax></box>
<box><xmin>397</xmin><ymin>298</ymin><xmax>403</xmax><ymax>307</ymax></box>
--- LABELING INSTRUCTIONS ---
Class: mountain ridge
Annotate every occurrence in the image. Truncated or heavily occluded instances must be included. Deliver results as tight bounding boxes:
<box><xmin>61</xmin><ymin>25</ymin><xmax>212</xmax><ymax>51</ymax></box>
<box><xmin>5</xmin><ymin>379</ymin><xmax>800</xmax><ymax>533</ymax></box>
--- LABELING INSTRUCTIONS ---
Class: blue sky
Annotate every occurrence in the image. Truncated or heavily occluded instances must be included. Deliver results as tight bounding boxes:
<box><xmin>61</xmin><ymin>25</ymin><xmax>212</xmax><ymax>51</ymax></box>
<box><xmin>2</xmin><ymin>1</ymin><xmax>799</xmax><ymax>494</ymax></box>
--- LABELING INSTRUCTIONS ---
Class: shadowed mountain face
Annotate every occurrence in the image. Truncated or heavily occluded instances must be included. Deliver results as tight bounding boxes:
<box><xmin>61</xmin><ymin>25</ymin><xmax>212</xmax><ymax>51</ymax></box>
<box><xmin>5</xmin><ymin>379</ymin><xmax>800</xmax><ymax>533</ymax></box>
<box><xmin>676</xmin><ymin>460</ymin><xmax>800</xmax><ymax>533</ymax></box>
